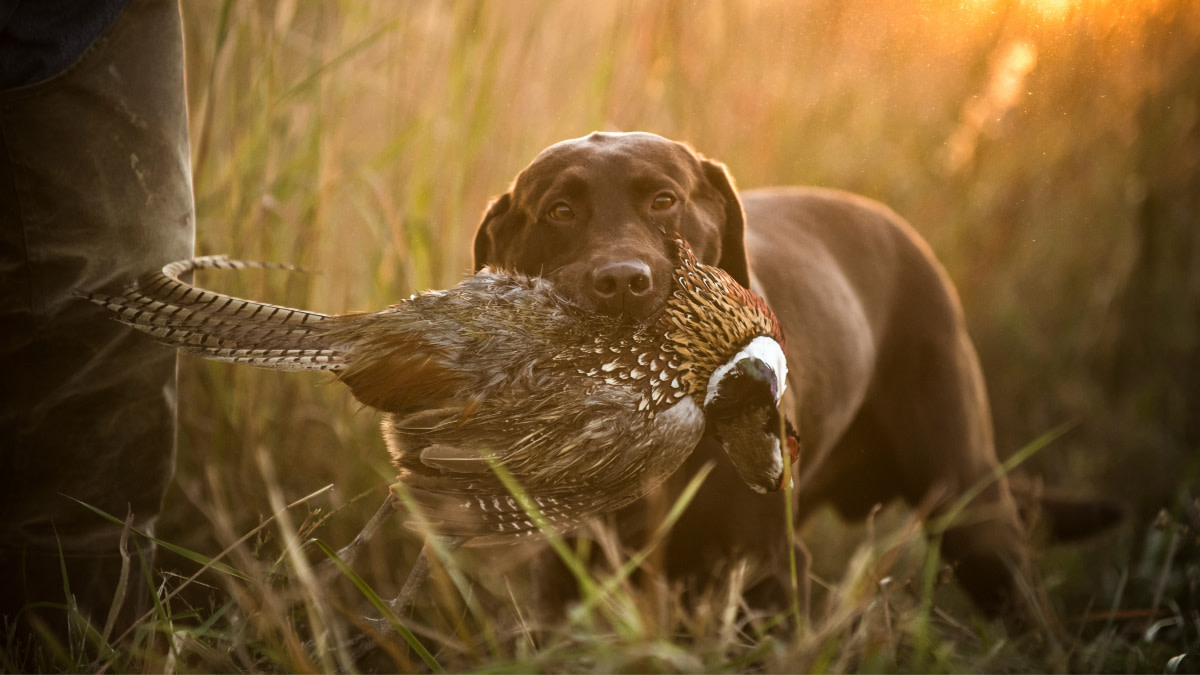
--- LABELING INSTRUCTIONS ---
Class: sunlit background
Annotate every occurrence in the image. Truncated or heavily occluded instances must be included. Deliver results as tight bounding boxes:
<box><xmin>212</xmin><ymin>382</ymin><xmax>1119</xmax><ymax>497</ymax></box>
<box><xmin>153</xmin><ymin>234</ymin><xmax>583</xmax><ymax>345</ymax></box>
<box><xmin>156</xmin><ymin>0</ymin><xmax>1198</xmax><ymax>669</ymax></box>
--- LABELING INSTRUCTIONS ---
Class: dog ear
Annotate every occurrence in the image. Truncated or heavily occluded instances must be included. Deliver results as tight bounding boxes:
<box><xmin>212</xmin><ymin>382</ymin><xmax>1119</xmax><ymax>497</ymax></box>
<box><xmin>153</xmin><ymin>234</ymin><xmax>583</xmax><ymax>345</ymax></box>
<box><xmin>700</xmin><ymin>158</ymin><xmax>751</xmax><ymax>288</ymax></box>
<box><xmin>473</xmin><ymin>193</ymin><xmax>512</xmax><ymax>272</ymax></box>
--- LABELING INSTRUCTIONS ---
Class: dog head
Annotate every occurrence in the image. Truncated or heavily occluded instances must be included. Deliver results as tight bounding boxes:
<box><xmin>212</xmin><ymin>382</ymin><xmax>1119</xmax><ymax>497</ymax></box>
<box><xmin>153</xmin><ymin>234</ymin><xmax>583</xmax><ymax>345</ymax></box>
<box><xmin>473</xmin><ymin>131</ymin><xmax>749</xmax><ymax>320</ymax></box>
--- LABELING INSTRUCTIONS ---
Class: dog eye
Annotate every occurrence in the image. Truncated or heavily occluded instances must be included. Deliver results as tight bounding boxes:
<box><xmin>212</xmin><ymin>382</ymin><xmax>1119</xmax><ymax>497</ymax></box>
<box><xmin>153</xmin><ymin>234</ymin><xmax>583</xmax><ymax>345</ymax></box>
<box><xmin>547</xmin><ymin>202</ymin><xmax>574</xmax><ymax>222</ymax></box>
<box><xmin>651</xmin><ymin>192</ymin><xmax>677</xmax><ymax>211</ymax></box>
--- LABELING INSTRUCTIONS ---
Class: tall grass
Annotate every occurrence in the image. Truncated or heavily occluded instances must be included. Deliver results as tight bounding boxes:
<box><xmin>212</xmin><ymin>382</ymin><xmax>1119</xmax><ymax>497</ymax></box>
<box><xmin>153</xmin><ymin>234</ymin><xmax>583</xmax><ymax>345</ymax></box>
<box><xmin>20</xmin><ymin>0</ymin><xmax>1195</xmax><ymax>671</ymax></box>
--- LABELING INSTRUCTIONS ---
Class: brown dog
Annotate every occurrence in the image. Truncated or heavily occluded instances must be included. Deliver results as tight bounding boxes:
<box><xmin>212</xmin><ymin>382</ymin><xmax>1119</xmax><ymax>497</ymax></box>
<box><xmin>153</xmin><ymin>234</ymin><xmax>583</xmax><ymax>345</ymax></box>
<box><xmin>473</xmin><ymin>131</ymin><xmax>1098</xmax><ymax>617</ymax></box>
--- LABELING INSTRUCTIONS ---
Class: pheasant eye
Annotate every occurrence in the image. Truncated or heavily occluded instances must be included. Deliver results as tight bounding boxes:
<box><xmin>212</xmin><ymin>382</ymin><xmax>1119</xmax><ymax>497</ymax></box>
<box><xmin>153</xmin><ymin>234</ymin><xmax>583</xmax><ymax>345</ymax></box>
<box><xmin>651</xmin><ymin>192</ymin><xmax>677</xmax><ymax>211</ymax></box>
<box><xmin>547</xmin><ymin>202</ymin><xmax>575</xmax><ymax>222</ymax></box>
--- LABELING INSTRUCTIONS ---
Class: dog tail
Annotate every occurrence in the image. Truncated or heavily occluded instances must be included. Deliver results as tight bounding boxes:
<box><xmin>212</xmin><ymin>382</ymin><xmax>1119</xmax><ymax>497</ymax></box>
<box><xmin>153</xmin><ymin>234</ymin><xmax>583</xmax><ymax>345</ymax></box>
<box><xmin>1009</xmin><ymin>475</ymin><xmax>1124</xmax><ymax>543</ymax></box>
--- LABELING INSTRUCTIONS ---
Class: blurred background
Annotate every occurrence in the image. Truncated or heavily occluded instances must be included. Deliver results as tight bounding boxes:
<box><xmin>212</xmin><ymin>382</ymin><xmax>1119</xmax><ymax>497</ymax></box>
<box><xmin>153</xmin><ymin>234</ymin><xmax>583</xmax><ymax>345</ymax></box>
<box><xmin>163</xmin><ymin>0</ymin><xmax>1198</xmax><ymax>652</ymax></box>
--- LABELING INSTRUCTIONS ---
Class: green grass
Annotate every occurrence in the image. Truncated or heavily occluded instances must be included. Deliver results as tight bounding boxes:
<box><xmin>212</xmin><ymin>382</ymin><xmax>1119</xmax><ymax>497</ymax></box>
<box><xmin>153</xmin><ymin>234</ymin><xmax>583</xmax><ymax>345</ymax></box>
<box><xmin>11</xmin><ymin>0</ymin><xmax>1199</xmax><ymax>671</ymax></box>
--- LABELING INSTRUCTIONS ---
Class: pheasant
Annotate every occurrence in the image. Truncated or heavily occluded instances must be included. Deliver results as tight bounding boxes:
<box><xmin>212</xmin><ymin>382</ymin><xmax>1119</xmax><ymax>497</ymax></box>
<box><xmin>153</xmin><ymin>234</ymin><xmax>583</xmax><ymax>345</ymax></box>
<box><xmin>82</xmin><ymin>236</ymin><xmax>796</xmax><ymax>545</ymax></box>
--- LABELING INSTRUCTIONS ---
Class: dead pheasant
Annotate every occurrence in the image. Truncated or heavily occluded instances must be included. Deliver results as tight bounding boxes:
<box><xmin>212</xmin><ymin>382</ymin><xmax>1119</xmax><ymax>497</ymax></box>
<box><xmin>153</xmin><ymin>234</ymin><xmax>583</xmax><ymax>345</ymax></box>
<box><xmin>82</xmin><ymin>237</ymin><xmax>795</xmax><ymax>544</ymax></box>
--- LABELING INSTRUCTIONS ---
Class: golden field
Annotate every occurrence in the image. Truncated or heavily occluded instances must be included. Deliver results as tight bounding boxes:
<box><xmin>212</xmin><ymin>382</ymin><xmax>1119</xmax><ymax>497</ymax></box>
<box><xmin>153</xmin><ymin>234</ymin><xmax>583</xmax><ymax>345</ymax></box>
<box><xmin>31</xmin><ymin>1</ymin><xmax>1200</xmax><ymax>671</ymax></box>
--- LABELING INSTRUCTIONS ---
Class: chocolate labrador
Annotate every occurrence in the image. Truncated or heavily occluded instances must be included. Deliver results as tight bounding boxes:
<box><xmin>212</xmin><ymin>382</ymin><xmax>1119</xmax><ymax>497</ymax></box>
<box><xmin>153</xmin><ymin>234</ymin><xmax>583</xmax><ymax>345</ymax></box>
<box><xmin>473</xmin><ymin>131</ymin><xmax>1112</xmax><ymax>617</ymax></box>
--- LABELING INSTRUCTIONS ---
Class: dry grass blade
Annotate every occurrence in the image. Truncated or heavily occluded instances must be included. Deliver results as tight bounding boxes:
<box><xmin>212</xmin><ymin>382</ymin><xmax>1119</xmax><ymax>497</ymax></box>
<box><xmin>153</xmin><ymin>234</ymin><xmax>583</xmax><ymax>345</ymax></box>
<box><xmin>99</xmin><ymin>512</ymin><xmax>135</xmax><ymax>646</ymax></box>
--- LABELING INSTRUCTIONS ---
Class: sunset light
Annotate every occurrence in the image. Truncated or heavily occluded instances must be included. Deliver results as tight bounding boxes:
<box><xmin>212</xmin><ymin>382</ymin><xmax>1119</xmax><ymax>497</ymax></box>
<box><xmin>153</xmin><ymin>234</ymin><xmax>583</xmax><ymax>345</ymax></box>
<box><xmin>960</xmin><ymin>0</ymin><xmax>1160</xmax><ymax>21</ymax></box>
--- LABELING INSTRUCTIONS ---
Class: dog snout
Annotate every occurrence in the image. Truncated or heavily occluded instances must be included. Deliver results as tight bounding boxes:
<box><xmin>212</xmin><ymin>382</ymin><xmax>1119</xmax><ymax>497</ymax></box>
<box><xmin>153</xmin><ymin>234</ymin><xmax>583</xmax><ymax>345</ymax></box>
<box><xmin>590</xmin><ymin>260</ymin><xmax>655</xmax><ymax>317</ymax></box>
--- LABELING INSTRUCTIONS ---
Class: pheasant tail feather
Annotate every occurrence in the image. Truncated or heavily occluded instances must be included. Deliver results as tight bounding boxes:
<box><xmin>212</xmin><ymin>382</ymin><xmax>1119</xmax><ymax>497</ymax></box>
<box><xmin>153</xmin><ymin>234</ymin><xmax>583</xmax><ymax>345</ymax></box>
<box><xmin>79</xmin><ymin>256</ymin><xmax>346</xmax><ymax>372</ymax></box>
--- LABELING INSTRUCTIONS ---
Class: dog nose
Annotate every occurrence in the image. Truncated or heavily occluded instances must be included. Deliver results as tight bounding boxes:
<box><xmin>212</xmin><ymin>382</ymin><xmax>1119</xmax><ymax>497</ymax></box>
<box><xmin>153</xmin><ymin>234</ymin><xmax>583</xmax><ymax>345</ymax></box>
<box><xmin>591</xmin><ymin>260</ymin><xmax>653</xmax><ymax>315</ymax></box>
